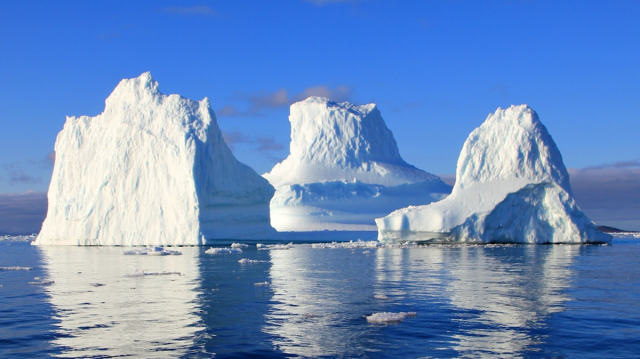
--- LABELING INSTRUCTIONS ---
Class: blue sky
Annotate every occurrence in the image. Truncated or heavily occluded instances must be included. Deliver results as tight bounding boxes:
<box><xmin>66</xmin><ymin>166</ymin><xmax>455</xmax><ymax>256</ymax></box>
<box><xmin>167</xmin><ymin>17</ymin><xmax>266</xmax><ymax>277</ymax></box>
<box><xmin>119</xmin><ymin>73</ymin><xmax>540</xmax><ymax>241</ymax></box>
<box><xmin>1</xmin><ymin>0</ymin><xmax>639</xmax><ymax>231</ymax></box>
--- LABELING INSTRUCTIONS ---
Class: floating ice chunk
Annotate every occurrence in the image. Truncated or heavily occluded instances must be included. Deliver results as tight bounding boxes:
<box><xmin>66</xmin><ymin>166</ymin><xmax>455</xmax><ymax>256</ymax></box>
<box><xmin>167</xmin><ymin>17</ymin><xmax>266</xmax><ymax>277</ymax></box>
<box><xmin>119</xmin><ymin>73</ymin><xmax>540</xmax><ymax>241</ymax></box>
<box><xmin>238</xmin><ymin>258</ymin><xmax>267</xmax><ymax>264</ymax></box>
<box><xmin>254</xmin><ymin>281</ymin><xmax>270</xmax><ymax>286</ymax></box>
<box><xmin>311</xmin><ymin>240</ymin><xmax>382</xmax><ymax>249</ymax></box>
<box><xmin>374</xmin><ymin>294</ymin><xmax>389</xmax><ymax>300</ymax></box>
<box><xmin>125</xmin><ymin>269</ymin><xmax>182</xmax><ymax>277</ymax></box>
<box><xmin>123</xmin><ymin>247</ymin><xmax>182</xmax><ymax>256</ymax></box>
<box><xmin>231</xmin><ymin>243</ymin><xmax>249</xmax><ymax>248</ymax></box>
<box><xmin>29</xmin><ymin>279</ymin><xmax>55</xmax><ymax>285</ymax></box>
<box><xmin>205</xmin><ymin>247</ymin><xmax>243</xmax><ymax>254</ymax></box>
<box><xmin>365</xmin><ymin>312</ymin><xmax>417</xmax><ymax>324</ymax></box>
<box><xmin>257</xmin><ymin>243</ymin><xmax>293</xmax><ymax>251</ymax></box>
<box><xmin>0</xmin><ymin>234</ymin><xmax>37</xmax><ymax>242</ymax></box>
<box><xmin>0</xmin><ymin>266</ymin><xmax>34</xmax><ymax>270</ymax></box>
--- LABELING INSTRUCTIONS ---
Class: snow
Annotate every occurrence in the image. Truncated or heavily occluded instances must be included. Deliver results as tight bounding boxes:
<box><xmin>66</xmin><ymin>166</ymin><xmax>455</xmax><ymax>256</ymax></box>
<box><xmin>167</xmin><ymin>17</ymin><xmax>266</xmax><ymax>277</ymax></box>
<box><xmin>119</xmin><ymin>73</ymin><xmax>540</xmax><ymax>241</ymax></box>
<box><xmin>264</xmin><ymin>97</ymin><xmax>451</xmax><ymax>231</ymax></box>
<box><xmin>205</xmin><ymin>247</ymin><xmax>243</xmax><ymax>254</ymax></box>
<box><xmin>365</xmin><ymin>312</ymin><xmax>417</xmax><ymax>324</ymax></box>
<box><xmin>376</xmin><ymin>105</ymin><xmax>612</xmax><ymax>244</ymax></box>
<box><xmin>34</xmin><ymin>72</ymin><xmax>275</xmax><ymax>246</ymax></box>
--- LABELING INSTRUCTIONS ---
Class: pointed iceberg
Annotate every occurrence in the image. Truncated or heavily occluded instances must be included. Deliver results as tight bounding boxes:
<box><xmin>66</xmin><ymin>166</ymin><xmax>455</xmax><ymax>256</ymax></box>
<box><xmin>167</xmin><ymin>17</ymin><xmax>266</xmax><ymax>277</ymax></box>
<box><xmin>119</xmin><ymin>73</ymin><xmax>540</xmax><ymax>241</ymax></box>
<box><xmin>264</xmin><ymin>97</ymin><xmax>451</xmax><ymax>231</ymax></box>
<box><xmin>376</xmin><ymin>105</ymin><xmax>611</xmax><ymax>243</ymax></box>
<box><xmin>34</xmin><ymin>73</ymin><xmax>275</xmax><ymax>246</ymax></box>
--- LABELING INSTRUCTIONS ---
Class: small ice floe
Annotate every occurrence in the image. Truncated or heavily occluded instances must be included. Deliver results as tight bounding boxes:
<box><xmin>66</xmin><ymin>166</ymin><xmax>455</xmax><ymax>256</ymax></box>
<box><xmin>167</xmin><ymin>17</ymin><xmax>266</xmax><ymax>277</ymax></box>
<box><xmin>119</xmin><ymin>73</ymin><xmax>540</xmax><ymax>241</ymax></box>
<box><xmin>29</xmin><ymin>277</ymin><xmax>55</xmax><ymax>285</ymax></box>
<box><xmin>0</xmin><ymin>266</ymin><xmax>34</xmax><ymax>271</ymax></box>
<box><xmin>205</xmin><ymin>247</ymin><xmax>243</xmax><ymax>254</ymax></box>
<box><xmin>374</xmin><ymin>294</ymin><xmax>390</xmax><ymax>300</ymax></box>
<box><xmin>311</xmin><ymin>240</ymin><xmax>383</xmax><ymax>249</ymax></box>
<box><xmin>231</xmin><ymin>243</ymin><xmax>249</xmax><ymax>248</ymax></box>
<box><xmin>365</xmin><ymin>312</ymin><xmax>417</xmax><ymax>324</ymax></box>
<box><xmin>254</xmin><ymin>281</ymin><xmax>270</xmax><ymax>286</ymax></box>
<box><xmin>0</xmin><ymin>234</ymin><xmax>37</xmax><ymax>242</ymax></box>
<box><xmin>238</xmin><ymin>258</ymin><xmax>267</xmax><ymax>264</ymax></box>
<box><xmin>123</xmin><ymin>247</ymin><xmax>182</xmax><ymax>256</ymax></box>
<box><xmin>257</xmin><ymin>243</ymin><xmax>292</xmax><ymax>250</ymax></box>
<box><xmin>90</xmin><ymin>283</ymin><xmax>106</xmax><ymax>287</ymax></box>
<box><xmin>125</xmin><ymin>269</ymin><xmax>182</xmax><ymax>277</ymax></box>
<box><xmin>363</xmin><ymin>250</ymin><xmax>371</xmax><ymax>254</ymax></box>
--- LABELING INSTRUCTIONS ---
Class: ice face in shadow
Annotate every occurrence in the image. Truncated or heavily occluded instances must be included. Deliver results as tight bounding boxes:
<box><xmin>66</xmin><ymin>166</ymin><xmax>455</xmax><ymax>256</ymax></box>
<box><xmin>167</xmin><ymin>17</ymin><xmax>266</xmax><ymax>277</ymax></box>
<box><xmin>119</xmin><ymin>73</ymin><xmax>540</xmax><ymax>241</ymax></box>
<box><xmin>36</xmin><ymin>246</ymin><xmax>203</xmax><ymax>357</ymax></box>
<box><xmin>34</xmin><ymin>72</ymin><xmax>275</xmax><ymax>246</ymax></box>
<box><xmin>264</xmin><ymin>97</ymin><xmax>451</xmax><ymax>231</ymax></box>
<box><xmin>377</xmin><ymin>105</ymin><xmax>611</xmax><ymax>243</ymax></box>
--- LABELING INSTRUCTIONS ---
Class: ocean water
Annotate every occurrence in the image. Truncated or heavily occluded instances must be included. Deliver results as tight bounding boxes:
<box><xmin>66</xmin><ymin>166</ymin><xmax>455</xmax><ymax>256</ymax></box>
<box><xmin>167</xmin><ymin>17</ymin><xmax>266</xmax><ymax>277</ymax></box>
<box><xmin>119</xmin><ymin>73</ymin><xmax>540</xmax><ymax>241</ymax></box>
<box><xmin>1</xmin><ymin>237</ymin><xmax>639</xmax><ymax>358</ymax></box>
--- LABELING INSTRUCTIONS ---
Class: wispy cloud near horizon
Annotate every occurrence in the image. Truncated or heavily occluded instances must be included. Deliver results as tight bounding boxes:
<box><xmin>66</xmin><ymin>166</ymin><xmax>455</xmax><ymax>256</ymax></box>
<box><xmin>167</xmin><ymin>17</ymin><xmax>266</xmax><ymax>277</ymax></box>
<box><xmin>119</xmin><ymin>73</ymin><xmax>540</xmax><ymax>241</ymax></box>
<box><xmin>0</xmin><ymin>191</ymin><xmax>47</xmax><ymax>235</ymax></box>
<box><xmin>222</xmin><ymin>130</ymin><xmax>284</xmax><ymax>154</ymax></box>
<box><xmin>217</xmin><ymin>85</ymin><xmax>354</xmax><ymax>117</ymax></box>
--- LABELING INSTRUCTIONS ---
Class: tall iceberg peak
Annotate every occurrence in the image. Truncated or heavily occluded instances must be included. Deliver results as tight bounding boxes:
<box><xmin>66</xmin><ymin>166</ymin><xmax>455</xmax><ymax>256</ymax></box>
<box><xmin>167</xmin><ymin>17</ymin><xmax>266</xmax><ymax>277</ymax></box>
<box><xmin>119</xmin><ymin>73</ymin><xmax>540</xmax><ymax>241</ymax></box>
<box><xmin>290</xmin><ymin>96</ymin><xmax>404</xmax><ymax>167</ymax></box>
<box><xmin>34</xmin><ymin>72</ymin><xmax>275</xmax><ymax>246</ymax></box>
<box><xmin>265</xmin><ymin>96</ymin><xmax>440</xmax><ymax>188</ymax></box>
<box><xmin>456</xmin><ymin>104</ymin><xmax>571</xmax><ymax>193</ymax></box>
<box><xmin>264</xmin><ymin>97</ymin><xmax>451</xmax><ymax>232</ymax></box>
<box><xmin>376</xmin><ymin>105</ymin><xmax>611</xmax><ymax>244</ymax></box>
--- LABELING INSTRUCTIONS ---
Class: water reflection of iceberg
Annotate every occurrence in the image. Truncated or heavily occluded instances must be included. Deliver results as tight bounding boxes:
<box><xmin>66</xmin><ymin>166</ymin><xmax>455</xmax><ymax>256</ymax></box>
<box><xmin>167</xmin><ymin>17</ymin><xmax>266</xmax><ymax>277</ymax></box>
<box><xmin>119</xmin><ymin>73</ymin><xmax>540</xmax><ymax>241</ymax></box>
<box><xmin>446</xmin><ymin>245</ymin><xmax>575</xmax><ymax>357</ymax></box>
<box><xmin>265</xmin><ymin>247</ymin><xmax>381</xmax><ymax>358</ymax></box>
<box><xmin>38</xmin><ymin>246</ymin><xmax>203</xmax><ymax>358</ymax></box>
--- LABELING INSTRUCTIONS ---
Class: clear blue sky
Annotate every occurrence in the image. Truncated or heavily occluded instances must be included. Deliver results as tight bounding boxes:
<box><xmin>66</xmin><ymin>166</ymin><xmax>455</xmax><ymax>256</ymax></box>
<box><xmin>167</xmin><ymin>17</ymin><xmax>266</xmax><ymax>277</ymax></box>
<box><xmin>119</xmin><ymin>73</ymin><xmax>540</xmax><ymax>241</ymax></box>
<box><xmin>1</xmin><ymin>0</ymin><xmax>639</xmax><ymax>231</ymax></box>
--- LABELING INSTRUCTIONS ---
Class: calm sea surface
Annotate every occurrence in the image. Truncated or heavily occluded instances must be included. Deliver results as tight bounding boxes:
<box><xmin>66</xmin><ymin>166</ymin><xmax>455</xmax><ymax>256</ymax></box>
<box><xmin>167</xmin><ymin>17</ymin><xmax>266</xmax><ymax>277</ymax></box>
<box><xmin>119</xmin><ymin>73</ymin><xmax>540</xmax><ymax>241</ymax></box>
<box><xmin>1</xmin><ymin>237</ymin><xmax>639</xmax><ymax>358</ymax></box>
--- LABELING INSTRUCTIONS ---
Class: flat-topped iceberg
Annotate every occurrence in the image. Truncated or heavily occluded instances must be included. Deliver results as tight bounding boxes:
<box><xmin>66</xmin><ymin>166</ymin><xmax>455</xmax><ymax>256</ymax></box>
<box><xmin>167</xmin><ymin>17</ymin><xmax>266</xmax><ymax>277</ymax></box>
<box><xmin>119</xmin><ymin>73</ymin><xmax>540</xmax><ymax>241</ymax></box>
<box><xmin>264</xmin><ymin>97</ymin><xmax>451</xmax><ymax>231</ymax></box>
<box><xmin>376</xmin><ymin>105</ymin><xmax>612</xmax><ymax>243</ymax></box>
<box><xmin>34</xmin><ymin>72</ymin><xmax>275</xmax><ymax>246</ymax></box>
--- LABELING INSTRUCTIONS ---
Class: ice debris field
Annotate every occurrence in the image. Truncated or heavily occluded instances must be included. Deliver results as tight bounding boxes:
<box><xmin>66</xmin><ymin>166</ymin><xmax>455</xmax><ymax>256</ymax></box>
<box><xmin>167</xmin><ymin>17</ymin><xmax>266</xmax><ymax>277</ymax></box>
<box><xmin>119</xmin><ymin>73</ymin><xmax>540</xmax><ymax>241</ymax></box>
<box><xmin>30</xmin><ymin>73</ymin><xmax>611</xmax><ymax>246</ymax></box>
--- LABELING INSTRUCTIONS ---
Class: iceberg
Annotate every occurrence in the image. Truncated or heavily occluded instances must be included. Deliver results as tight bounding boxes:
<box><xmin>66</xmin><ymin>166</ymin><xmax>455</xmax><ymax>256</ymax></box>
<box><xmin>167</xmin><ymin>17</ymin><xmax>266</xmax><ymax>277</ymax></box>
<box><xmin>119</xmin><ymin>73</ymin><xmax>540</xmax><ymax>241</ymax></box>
<box><xmin>376</xmin><ymin>105</ymin><xmax>612</xmax><ymax>243</ymax></box>
<box><xmin>264</xmin><ymin>97</ymin><xmax>451</xmax><ymax>231</ymax></box>
<box><xmin>34</xmin><ymin>72</ymin><xmax>275</xmax><ymax>246</ymax></box>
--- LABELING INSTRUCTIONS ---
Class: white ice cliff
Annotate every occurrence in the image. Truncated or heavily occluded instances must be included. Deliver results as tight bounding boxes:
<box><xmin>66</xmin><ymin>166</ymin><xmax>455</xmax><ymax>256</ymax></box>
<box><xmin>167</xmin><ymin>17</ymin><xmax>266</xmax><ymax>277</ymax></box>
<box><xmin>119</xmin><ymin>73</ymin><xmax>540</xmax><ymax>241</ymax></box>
<box><xmin>264</xmin><ymin>97</ymin><xmax>451</xmax><ymax>231</ymax></box>
<box><xmin>34</xmin><ymin>72</ymin><xmax>275</xmax><ymax>246</ymax></box>
<box><xmin>376</xmin><ymin>105</ymin><xmax>612</xmax><ymax>243</ymax></box>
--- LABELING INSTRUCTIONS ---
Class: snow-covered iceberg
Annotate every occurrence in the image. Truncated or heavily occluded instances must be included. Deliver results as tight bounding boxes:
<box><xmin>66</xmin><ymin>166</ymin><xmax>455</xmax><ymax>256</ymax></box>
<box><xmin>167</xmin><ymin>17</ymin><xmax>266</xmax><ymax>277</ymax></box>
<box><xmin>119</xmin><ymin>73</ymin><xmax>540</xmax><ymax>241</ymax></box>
<box><xmin>376</xmin><ymin>105</ymin><xmax>612</xmax><ymax>243</ymax></box>
<box><xmin>34</xmin><ymin>72</ymin><xmax>275</xmax><ymax>246</ymax></box>
<box><xmin>264</xmin><ymin>97</ymin><xmax>451</xmax><ymax>231</ymax></box>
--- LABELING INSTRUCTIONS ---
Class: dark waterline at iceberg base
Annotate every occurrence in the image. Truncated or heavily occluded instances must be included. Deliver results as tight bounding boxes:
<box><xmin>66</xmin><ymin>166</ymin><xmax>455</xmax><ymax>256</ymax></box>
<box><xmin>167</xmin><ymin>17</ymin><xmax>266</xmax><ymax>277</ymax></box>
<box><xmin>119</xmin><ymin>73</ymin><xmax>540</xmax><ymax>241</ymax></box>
<box><xmin>1</xmin><ymin>238</ymin><xmax>639</xmax><ymax>358</ymax></box>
